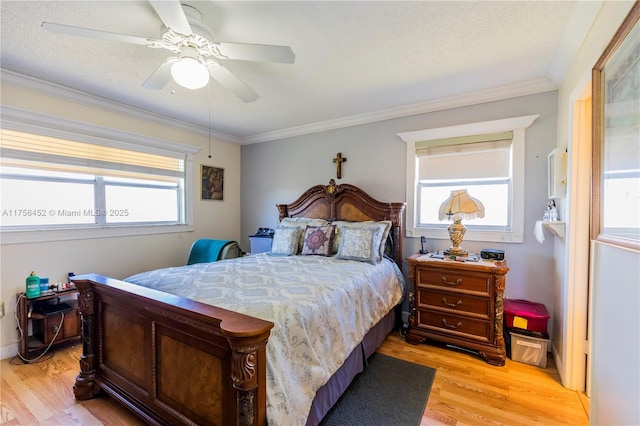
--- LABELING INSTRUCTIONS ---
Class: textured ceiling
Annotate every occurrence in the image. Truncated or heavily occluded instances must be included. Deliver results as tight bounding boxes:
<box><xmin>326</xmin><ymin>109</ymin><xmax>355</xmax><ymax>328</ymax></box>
<box><xmin>1</xmin><ymin>1</ymin><xmax>596</xmax><ymax>144</ymax></box>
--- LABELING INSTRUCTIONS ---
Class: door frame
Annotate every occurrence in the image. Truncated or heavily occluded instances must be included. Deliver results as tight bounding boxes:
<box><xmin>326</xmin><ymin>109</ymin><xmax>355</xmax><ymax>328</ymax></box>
<box><xmin>563</xmin><ymin>83</ymin><xmax>592</xmax><ymax>392</ymax></box>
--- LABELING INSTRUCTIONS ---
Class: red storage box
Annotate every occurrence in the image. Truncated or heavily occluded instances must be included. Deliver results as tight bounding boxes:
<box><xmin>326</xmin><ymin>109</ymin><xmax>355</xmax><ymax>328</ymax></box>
<box><xmin>504</xmin><ymin>299</ymin><xmax>550</xmax><ymax>334</ymax></box>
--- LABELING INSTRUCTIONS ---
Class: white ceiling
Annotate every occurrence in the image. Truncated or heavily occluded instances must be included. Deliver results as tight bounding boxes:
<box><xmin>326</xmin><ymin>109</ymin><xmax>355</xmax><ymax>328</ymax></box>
<box><xmin>0</xmin><ymin>1</ymin><xmax>599</xmax><ymax>144</ymax></box>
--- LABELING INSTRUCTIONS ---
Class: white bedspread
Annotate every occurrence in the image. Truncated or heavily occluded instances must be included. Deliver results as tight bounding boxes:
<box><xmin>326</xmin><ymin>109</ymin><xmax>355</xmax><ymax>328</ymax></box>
<box><xmin>125</xmin><ymin>253</ymin><xmax>404</xmax><ymax>426</ymax></box>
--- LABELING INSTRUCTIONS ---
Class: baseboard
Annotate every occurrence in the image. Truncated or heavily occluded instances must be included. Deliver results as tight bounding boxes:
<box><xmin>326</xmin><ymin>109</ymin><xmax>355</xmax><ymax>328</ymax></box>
<box><xmin>1</xmin><ymin>343</ymin><xmax>18</xmax><ymax>360</ymax></box>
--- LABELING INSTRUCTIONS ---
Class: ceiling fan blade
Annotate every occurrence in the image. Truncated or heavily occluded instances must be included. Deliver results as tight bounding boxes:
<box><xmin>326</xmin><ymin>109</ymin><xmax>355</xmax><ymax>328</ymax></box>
<box><xmin>216</xmin><ymin>42</ymin><xmax>295</xmax><ymax>64</ymax></box>
<box><xmin>148</xmin><ymin>0</ymin><xmax>192</xmax><ymax>36</ymax></box>
<box><xmin>208</xmin><ymin>65</ymin><xmax>259</xmax><ymax>103</ymax></box>
<box><xmin>142</xmin><ymin>58</ymin><xmax>177</xmax><ymax>89</ymax></box>
<box><xmin>41</xmin><ymin>22</ymin><xmax>151</xmax><ymax>46</ymax></box>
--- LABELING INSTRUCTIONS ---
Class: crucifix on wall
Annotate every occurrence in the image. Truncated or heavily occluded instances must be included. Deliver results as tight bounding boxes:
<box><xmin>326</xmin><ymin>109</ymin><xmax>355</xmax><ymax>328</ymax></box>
<box><xmin>333</xmin><ymin>152</ymin><xmax>347</xmax><ymax>179</ymax></box>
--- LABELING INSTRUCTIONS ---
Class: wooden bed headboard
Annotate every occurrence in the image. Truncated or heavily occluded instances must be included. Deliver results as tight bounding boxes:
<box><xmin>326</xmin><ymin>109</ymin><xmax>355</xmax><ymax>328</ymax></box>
<box><xmin>276</xmin><ymin>180</ymin><xmax>406</xmax><ymax>267</ymax></box>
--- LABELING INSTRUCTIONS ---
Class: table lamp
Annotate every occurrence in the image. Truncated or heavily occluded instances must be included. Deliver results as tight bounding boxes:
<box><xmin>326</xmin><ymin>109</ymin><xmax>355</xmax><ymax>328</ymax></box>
<box><xmin>438</xmin><ymin>189</ymin><xmax>485</xmax><ymax>256</ymax></box>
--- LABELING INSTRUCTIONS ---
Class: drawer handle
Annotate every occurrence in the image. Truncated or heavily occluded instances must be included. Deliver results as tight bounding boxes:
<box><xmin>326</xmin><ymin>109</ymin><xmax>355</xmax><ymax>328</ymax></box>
<box><xmin>442</xmin><ymin>319</ymin><xmax>462</xmax><ymax>329</ymax></box>
<box><xmin>442</xmin><ymin>276</ymin><xmax>462</xmax><ymax>286</ymax></box>
<box><xmin>442</xmin><ymin>298</ymin><xmax>462</xmax><ymax>307</ymax></box>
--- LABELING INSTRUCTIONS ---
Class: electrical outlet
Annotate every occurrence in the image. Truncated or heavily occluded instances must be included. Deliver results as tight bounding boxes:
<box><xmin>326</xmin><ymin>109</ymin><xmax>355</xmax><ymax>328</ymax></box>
<box><xmin>0</xmin><ymin>301</ymin><xmax>4</xmax><ymax>318</ymax></box>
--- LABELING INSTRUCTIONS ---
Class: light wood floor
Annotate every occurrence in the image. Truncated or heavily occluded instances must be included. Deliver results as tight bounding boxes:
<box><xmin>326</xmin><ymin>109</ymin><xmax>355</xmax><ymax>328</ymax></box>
<box><xmin>379</xmin><ymin>334</ymin><xmax>589</xmax><ymax>425</ymax></box>
<box><xmin>1</xmin><ymin>334</ymin><xmax>589</xmax><ymax>425</ymax></box>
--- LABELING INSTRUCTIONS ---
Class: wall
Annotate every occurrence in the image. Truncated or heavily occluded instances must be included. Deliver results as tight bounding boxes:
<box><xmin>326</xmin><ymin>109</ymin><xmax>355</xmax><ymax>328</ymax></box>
<box><xmin>555</xmin><ymin>1</ymin><xmax>639</xmax><ymax>423</ymax></box>
<box><xmin>241</xmin><ymin>91</ymin><xmax>558</xmax><ymax>323</ymax></box>
<box><xmin>0</xmin><ymin>82</ymin><xmax>242</xmax><ymax>359</ymax></box>
<box><xmin>591</xmin><ymin>243</ymin><xmax>640</xmax><ymax>424</ymax></box>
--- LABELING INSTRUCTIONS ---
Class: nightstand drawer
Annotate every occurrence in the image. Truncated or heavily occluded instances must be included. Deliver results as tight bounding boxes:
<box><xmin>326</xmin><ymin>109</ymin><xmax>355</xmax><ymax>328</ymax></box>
<box><xmin>417</xmin><ymin>289</ymin><xmax>491</xmax><ymax>319</ymax></box>
<box><xmin>416</xmin><ymin>269</ymin><xmax>490</xmax><ymax>295</ymax></box>
<box><xmin>33</xmin><ymin>309</ymin><xmax>79</xmax><ymax>344</ymax></box>
<box><xmin>416</xmin><ymin>310</ymin><xmax>491</xmax><ymax>342</ymax></box>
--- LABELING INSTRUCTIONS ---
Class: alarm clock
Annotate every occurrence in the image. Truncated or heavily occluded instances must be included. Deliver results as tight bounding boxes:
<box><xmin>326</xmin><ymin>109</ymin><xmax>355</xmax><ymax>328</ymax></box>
<box><xmin>480</xmin><ymin>249</ymin><xmax>505</xmax><ymax>261</ymax></box>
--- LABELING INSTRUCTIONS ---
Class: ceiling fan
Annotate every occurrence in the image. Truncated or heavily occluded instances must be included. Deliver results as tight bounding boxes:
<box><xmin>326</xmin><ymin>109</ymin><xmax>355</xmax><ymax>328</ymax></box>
<box><xmin>41</xmin><ymin>0</ymin><xmax>295</xmax><ymax>102</ymax></box>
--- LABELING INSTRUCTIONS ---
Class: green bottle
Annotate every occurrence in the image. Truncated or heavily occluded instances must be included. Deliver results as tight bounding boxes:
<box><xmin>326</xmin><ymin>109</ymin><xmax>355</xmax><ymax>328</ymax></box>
<box><xmin>26</xmin><ymin>271</ymin><xmax>41</xmax><ymax>298</ymax></box>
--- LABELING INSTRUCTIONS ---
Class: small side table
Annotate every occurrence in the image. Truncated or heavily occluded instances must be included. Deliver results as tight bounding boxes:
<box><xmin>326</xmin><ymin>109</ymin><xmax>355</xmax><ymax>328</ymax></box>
<box><xmin>16</xmin><ymin>288</ymin><xmax>80</xmax><ymax>362</ymax></box>
<box><xmin>249</xmin><ymin>235</ymin><xmax>273</xmax><ymax>254</ymax></box>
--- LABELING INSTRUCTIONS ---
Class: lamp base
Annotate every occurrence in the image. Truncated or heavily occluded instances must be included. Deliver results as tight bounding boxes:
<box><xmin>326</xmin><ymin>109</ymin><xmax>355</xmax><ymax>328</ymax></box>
<box><xmin>447</xmin><ymin>218</ymin><xmax>468</xmax><ymax>257</ymax></box>
<box><xmin>445</xmin><ymin>246</ymin><xmax>468</xmax><ymax>257</ymax></box>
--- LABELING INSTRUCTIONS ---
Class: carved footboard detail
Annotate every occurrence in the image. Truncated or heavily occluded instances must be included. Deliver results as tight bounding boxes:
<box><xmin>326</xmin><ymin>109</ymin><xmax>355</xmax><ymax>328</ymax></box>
<box><xmin>72</xmin><ymin>274</ymin><xmax>273</xmax><ymax>426</ymax></box>
<box><xmin>227</xmin><ymin>338</ymin><xmax>268</xmax><ymax>426</ymax></box>
<box><xmin>74</xmin><ymin>285</ymin><xmax>100</xmax><ymax>400</ymax></box>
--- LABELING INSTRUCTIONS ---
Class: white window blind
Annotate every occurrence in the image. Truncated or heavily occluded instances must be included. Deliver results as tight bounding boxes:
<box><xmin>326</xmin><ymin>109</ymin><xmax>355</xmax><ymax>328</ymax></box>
<box><xmin>0</xmin><ymin>129</ymin><xmax>185</xmax><ymax>179</ymax></box>
<box><xmin>417</xmin><ymin>133</ymin><xmax>512</xmax><ymax>181</ymax></box>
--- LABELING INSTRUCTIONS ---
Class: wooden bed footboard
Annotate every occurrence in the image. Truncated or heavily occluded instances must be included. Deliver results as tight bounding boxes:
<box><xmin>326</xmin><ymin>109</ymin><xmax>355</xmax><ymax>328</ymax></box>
<box><xmin>71</xmin><ymin>274</ymin><xmax>273</xmax><ymax>426</ymax></box>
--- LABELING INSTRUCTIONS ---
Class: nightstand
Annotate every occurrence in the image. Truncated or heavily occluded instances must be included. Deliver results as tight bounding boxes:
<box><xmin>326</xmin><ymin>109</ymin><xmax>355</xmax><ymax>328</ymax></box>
<box><xmin>405</xmin><ymin>253</ymin><xmax>509</xmax><ymax>366</ymax></box>
<box><xmin>16</xmin><ymin>288</ymin><xmax>80</xmax><ymax>363</ymax></box>
<box><xmin>249</xmin><ymin>234</ymin><xmax>273</xmax><ymax>254</ymax></box>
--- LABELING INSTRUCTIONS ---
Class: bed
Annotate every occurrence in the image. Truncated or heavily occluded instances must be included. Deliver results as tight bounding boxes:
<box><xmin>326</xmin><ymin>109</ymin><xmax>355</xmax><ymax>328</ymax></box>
<box><xmin>71</xmin><ymin>180</ymin><xmax>406</xmax><ymax>426</ymax></box>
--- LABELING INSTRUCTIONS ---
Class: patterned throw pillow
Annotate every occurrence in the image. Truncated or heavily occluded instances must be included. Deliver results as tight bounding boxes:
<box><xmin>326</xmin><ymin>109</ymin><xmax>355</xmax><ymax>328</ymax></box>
<box><xmin>300</xmin><ymin>225</ymin><xmax>335</xmax><ymax>256</ymax></box>
<box><xmin>331</xmin><ymin>220</ymin><xmax>391</xmax><ymax>262</ymax></box>
<box><xmin>335</xmin><ymin>226</ymin><xmax>384</xmax><ymax>264</ymax></box>
<box><xmin>279</xmin><ymin>217</ymin><xmax>331</xmax><ymax>254</ymax></box>
<box><xmin>269</xmin><ymin>226</ymin><xmax>301</xmax><ymax>256</ymax></box>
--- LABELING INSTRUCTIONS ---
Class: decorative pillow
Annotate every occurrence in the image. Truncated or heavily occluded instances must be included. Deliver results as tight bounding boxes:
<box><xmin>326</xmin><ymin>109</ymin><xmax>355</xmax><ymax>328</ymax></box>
<box><xmin>300</xmin><ymin>225</ymin><xmax>335</xmax><ymax>256</ymax></box>
<box><xmin>269</xmin><ymin>226</ymin><xmax>302</xmax><ymax>256</ymax></box>
<box><xmin>279</xmin><ymin>217</ymin><xmax>331</xmax><ymax>253</ymax></box>
<box><xmin>335</xmin><ymin>226</ymin><xmax>384</xmax><ymax>264</ymax></box>
<box><xmin>331</xmin><ymin>220</ymin><xmax>392</xmax><ymax>262</ymax></box>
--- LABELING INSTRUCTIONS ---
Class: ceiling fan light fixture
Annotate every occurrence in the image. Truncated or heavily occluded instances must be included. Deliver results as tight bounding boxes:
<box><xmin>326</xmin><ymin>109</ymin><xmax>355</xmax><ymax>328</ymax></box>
<box><xmin>171</xmin><ymin>56</ymin><xmax>209</xmax><ymax>90</ymax></box>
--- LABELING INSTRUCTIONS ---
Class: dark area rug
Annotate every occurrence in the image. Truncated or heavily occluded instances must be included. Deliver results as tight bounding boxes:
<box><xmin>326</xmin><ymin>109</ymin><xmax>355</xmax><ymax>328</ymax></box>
<box><xmin>319</xmin><ymin>353</ymin><xmax>436</xmax><ymax>426</ymax></box>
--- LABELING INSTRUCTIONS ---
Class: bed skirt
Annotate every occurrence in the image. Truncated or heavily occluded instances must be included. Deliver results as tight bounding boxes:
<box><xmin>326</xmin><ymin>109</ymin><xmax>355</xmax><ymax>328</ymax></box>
<box><xmin>305</xmin><ymin>308</ymin><xmax>397</xmax><ymax>425</ymax></box>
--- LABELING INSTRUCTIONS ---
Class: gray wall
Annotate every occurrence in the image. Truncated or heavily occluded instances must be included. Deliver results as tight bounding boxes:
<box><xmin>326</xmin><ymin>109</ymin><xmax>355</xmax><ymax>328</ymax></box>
<box><xmin>241</xmin><ymin>91</ymin><xmax>558</xmax><ymax>324</ymax></box>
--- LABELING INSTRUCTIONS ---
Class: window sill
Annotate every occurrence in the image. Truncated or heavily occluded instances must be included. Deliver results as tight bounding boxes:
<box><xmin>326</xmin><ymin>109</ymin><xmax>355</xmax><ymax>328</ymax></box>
<box><xmin>1</xmin><ymin>223</ymin><xmax>193</xmax><ymax>245</ymax></box>
<box><xmin>407</xmin><ymin>227</ymin><xmax>523</xmax><ymax>243</ymax></box>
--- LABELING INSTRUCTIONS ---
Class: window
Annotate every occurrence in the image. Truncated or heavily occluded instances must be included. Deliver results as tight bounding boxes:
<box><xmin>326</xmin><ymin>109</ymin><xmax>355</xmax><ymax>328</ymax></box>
<box><xmin>417</xmin><ymin>135</ymin><xmax>512</xmax><ymax>229</ymax></box>
<box><xmin>0</xmin><ymin>108</ymin><xmax>199</xmax><ymax>243</ymax></box>
<box><xmin>592</xmin><ymin>4</ymin><xmax>640</xmax><ymax>250</ymax></box>
<box><xmin>399</xmin><ymin>115</ymin><xmax>539</xmax><ymax>243</ymax></box>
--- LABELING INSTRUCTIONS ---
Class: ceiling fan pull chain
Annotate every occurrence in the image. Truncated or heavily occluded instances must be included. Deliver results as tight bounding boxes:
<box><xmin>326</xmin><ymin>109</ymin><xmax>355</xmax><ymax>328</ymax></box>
<box><xmin>208</xmin><ymin>83</ymin><xmax>212</xmax><ymax>159</ymax></box>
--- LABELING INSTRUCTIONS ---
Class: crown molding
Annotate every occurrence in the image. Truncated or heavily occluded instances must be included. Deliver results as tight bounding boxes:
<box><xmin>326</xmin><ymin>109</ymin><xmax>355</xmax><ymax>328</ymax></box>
<box><xmin>240</xmin><ymin>78</ymin><xmax>557</xmax><ymax>144</ymax></box>
<box><xmin>0</xmin><ymin>69</ymin><xmax>241</xmax><ymax>144</ymax></box>
<box><xmin>2</xmin><ymin>69</ymin><xmax>557</xmax><ymax>147</ymax></box>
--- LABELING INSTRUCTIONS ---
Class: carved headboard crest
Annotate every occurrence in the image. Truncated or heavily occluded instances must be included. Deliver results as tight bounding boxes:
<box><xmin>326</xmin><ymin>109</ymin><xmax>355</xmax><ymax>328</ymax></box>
<box><xmin>325</xmin><ymin>179</ymin><xmax>338</xmax><ymax>197</ymax></box>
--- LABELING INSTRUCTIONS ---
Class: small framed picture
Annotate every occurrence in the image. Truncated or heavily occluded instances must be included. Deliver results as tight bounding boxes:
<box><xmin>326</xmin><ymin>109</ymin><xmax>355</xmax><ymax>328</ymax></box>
<box><xmin>201</xmin><ymin>165</ymin><xmax>224</xmax><ymax>200</ymax></box>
